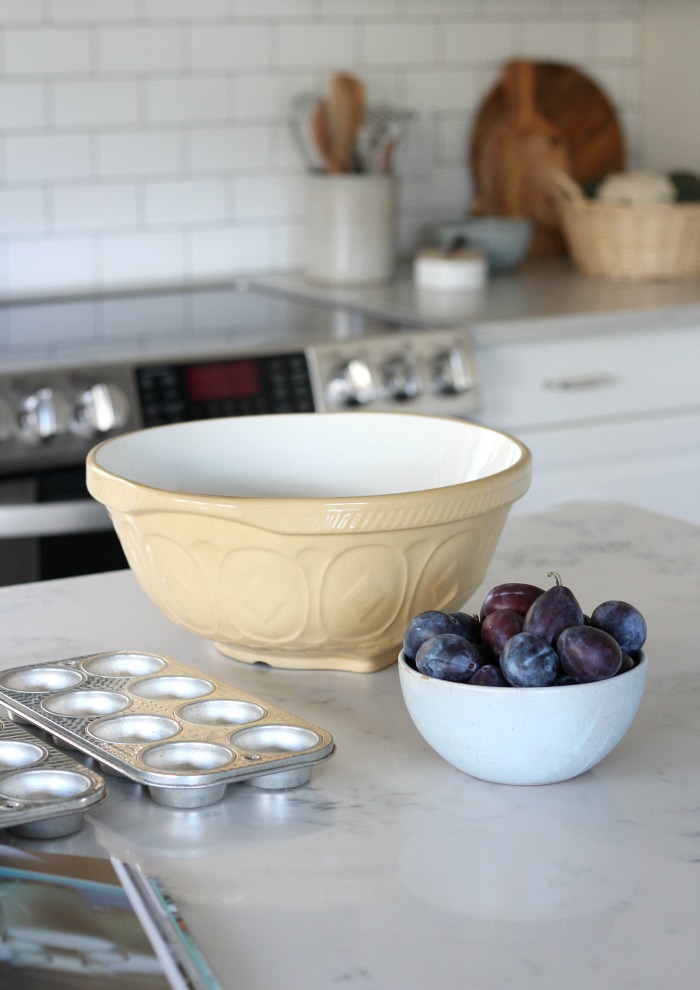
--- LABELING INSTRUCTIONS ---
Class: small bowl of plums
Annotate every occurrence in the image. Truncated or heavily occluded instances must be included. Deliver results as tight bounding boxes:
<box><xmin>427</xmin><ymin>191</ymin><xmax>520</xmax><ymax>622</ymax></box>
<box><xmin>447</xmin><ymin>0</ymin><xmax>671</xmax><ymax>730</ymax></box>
<box><xmin>398</xmin><ymin>573</ymin><xmax>648</xmax><ymax>785</ymax></box>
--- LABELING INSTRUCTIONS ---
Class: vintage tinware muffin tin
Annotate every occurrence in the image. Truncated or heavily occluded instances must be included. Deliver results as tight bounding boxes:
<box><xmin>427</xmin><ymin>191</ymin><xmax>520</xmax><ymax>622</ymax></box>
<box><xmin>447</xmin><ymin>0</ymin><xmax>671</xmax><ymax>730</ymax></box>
<box><xmin>0</xmin><ymin>652</ymin><xmax>335</xmax><ymax>809</ymax></box>
<box><xmin>0</xmin><ymin>718</ymin><xmax>106</xmax><ymax>838</ymax></box>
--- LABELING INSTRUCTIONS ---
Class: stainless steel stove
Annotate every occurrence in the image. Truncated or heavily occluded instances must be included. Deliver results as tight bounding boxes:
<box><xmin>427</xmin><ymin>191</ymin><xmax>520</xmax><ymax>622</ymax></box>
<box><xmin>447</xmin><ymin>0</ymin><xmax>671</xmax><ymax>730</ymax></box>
<box><xmin>0</xmin><ymin>280</ymin><xmax>478</xmax><ymax>585</ymax></box>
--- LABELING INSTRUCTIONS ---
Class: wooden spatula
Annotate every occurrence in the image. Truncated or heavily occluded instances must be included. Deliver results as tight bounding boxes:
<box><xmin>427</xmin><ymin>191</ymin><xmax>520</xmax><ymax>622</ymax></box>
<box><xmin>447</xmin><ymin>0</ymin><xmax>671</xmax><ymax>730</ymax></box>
<box><xmin>327</xmin><ymin>72</ymin><xmax>366</xmax><ymax>172</ymax></box>
<box><xmin>311</xmin><ymin>100</ymin><xmax>340</xmax><ymax>174</ymax></box>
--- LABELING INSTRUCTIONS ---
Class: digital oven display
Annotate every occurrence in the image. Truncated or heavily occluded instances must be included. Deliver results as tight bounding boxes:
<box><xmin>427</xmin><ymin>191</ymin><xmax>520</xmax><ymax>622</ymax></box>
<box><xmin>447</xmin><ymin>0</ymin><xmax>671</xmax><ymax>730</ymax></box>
<box><xmin>136</xmin><ymin>351</ymin><xmax>314</xmax><ymax>427</ymax></box>
<box><xmin>186</xmin><ymin>360</ymin><xmax>261</xmax><ymax>401</ymax></box>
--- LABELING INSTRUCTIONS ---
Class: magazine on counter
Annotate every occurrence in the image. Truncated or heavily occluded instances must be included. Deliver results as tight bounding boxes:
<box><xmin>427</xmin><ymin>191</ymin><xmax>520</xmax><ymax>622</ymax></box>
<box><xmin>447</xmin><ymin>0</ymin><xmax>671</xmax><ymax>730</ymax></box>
<box><xmin>0</xmin><ymin>845</ymin><xmax>222</xmax><ymax>990</ymax></box>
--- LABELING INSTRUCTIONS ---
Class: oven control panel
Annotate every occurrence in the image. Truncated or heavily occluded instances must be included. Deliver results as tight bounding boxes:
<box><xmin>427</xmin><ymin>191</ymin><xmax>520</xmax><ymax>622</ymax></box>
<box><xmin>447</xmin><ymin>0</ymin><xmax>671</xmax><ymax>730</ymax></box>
<box><xmin>0</xmin><ymin>365</ymin><xmax>142</xmax><ymax>474</ymax></box>
<box><xmin>312</xmin><ymin>329</ymin><xmax>478</xmax><ymax>413</ymax></box>
<box><xmin>136</xmin><ymin>351</ymin><xmax>315</xmax><ymax>427</ymax></box>
<box><xmin>0</xmin><ymin>328</ymin><xmax>478</xmax><ymax>473</ymax></box>
<box><xmin>134</xmin><ymin>330</ymin><xmax>478</xmax><ymax>427</ymax></box>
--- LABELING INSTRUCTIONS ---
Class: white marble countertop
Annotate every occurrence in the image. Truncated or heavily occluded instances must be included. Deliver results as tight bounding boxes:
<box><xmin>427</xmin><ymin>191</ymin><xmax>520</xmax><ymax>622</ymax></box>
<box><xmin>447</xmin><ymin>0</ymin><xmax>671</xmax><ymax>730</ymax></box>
<box><xmin>1</xmin><ymin>501</ymin><xmax>699</xmax><ymax>989</ymax></box>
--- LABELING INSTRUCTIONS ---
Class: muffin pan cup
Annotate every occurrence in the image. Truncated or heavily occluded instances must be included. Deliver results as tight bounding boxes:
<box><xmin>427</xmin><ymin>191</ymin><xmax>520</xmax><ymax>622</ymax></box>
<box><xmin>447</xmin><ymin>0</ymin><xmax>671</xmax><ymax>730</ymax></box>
<box><xmin>0</xmin><ymin>652</ymin><xmax>335</xmax><ymax>809</ymax></box>
<box><xmin>0</xmin><ymin>719</ymin><xmax>106</xmax><ymax>838</ymax></box>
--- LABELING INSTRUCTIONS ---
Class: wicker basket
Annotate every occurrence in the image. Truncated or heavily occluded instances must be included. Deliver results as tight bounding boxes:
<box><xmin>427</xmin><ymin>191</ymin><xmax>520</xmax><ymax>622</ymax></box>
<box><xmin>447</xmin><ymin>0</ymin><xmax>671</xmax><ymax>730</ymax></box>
<box><xmin>548</xmin><ymin>169</ymin><xmax>700</xmax><ymax>281</ymax></box>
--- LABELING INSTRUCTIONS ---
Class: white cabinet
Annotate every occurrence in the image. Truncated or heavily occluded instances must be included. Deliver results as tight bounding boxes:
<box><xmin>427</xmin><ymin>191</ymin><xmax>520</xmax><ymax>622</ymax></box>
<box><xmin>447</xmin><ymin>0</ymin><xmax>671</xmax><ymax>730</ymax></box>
<box><xmin>473</xmin><ymin>315</ymin><xmax>700</xmax><ymax>525</ymax></box>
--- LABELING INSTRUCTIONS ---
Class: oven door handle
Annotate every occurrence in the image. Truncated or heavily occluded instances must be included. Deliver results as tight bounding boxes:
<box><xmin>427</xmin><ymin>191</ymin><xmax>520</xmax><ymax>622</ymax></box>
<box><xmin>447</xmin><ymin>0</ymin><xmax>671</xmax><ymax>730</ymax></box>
<box><xmin>0</xmin><ymin>500</ymin><xmax>111</xmax><ymax>539</ymax></box>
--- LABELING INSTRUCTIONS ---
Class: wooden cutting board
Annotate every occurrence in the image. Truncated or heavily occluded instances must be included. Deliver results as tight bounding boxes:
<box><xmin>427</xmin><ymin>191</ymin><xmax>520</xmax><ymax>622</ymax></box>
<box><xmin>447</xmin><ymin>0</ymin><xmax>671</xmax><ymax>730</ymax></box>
<box><xmin>470</xmin><ymin>60</ymin><xmax>625</xmax><ymax>255</ymax></box>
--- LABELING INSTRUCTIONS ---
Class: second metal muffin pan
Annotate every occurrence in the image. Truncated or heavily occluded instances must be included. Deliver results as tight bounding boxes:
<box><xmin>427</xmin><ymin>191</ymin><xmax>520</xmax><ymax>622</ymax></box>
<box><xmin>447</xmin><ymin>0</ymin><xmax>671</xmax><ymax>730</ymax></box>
<box><xmin>0</xmin><ymin>718</ymin><xmax>106</xmax><ymax>838</ymax></box>
<box><xmin>0</xmin><ymin>652</ymin><xmax>335</xmax><ymax>809</ymax></box>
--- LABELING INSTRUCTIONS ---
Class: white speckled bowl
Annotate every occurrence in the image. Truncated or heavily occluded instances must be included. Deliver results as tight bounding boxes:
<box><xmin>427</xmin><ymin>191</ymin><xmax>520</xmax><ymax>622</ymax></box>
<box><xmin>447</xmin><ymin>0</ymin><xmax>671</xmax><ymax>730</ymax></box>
<box><xmin>86</xmin><ymin>413</ymin><xmax>530</xmax><ymax>673</ymax></box>
<box><xmin>398</xmin><ymin>650</ymin><xmax>647</xmax><ymax>784</ymax></box>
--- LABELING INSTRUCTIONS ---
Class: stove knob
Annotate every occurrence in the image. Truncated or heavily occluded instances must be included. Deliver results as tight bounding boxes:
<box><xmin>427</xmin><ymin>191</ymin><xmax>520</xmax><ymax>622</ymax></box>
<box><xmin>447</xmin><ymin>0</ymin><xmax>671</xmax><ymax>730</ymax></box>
<box><xmin>0</xmin><ymin>396</ymin><xmax>14</xmax><ymax>443</ymax></box>
<box><xmin>17</xmin><ymin>388</ymin><xmax>71</xmax><ymax>445</ymax></box>
<box><xmin>383</xmin><ymin>355</ymin><xmax>420</xmax><ymax>401</ymax></box>
<box><xmin>433</xmin><ymin>347</ymin><xmax>473</xmax><ymax>395</ymax></box>
<box><xmin>72</xmin><ymin>383</ymin><xmax>130</xmax><ymax>439</ymax></box>
<box><xmin>327</xmin><ymin>358</ymin><xmax>374</xmax><ymax>407</ymax></box>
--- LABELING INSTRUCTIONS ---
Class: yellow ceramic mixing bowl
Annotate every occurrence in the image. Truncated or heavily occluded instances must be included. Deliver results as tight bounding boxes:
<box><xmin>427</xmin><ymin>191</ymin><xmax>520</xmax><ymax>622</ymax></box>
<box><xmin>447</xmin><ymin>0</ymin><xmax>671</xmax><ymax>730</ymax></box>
<box><xmin>86</xmin><ymin>412</ymin><xmax>531</xmax><ymax>673</ymax></box>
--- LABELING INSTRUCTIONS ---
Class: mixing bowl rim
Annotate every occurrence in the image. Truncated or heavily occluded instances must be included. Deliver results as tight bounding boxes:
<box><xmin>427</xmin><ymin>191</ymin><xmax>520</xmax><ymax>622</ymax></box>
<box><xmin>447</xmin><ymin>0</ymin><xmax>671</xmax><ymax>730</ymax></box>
<box><xmin>86</xmin><ymin>412</ymin><xmax>532</xmax><ymax>507</ymax></box>
<box><xmin>398</xmin><ymin>648</ymin><xmax>648</xmax><ymax>695</ymax></box>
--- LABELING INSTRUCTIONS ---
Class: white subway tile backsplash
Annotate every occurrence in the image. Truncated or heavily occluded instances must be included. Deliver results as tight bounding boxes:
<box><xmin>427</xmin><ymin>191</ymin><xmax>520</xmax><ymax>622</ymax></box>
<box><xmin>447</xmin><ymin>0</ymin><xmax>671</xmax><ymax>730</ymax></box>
<box><xmin>620</xmin><ymin>107</ymin><xmax>640</xmax><ymax>168</ymax></box>
<box><xmin>190</xmin><ymin>24</ymin><xmax>272</xmax><ymax>71</ymax></box>
<box><xmin>237</xmin><ymin>0</ymin><xmax>317</xmax><ymax>18</ymax></box>
<box><xmin>235</xmin><ymin>72</ymin><xmax>316</xmax><ymax>119</ymax></box>
<box><xmin>518</xmin><ymin>20</ymin><xmax>592</xmax><ymax>62</ymax></box>
<box><xmin>395</xmin><ymin>113</ymin><xmax>434</xmax><ymax>178</ymax></box>
<box><xmin>0</xmin><ymin>1</ymin><xmax>43</xmax><ymax>23</ymax></box>
<box><xmin>278</xmin><ymin>121</ymin><xmax>314</xmax><ymax>171</ymax></box>
<box><xmin>0</xmin><ymin>0</ymin><xmax>646</xmax><ymax>300</ymax></box>
<box><xmin>559</xmin><ymin>1</ymin><xmax>643</xmax><ymax>11</ymax></box>
<box><xmin>480</xmin><ymin>0</ymin><xmax>555</xmax><ymax>14</ymax></box>
<box><xmin>189</xmin><ymin>124</ymin><xmax>272</xmax><ymax>172</ymax></box>
<box><xmin>0</xmin><ymin>249</ymin><xmax>7</xmax><ymax>301</ymax></box>
<box><xmin>97</xmin><ymin>26</ymin><xmax>184</xmax><ymax>74</ymax></box>
<box><xmin>8</xmin><ymin>235</ymin><xmax>95</xmax><ymax>295</ymax></box>
<box><xmin>48</xmin><ymin>1</ymin><xmax>140</xmax><ymax>22</ymax></box>
<box><xmin>276</xmin><ymin>23</ymin><xmax>357</xmax><ymax>69</ymax></box>
<box><xmin>363</xmin><ymin>22</ymin><xmax>438</xmax><ymax>65</ymax></box>
<box><xmin>403</xmin><ymin>0</ymin><xmax>482</xmax><ymax>11</ymax></box>
<box><xmin>144</xmin><ymin>0</ymin><xmax>227</xmax><ymax>19</ymax></box>
<box><xmin>190</xmin><ymin>224</ymin><xmax>272</xmax><ymax>278</ymax></box>
<box><xmin>5</xmin><ymin>133</ymin><xmax>92</xmax><ymax>183</ymax></box>
<box><xmin>590</xmin><ymin>63</ymin><xmax>634</xmax><ymax>112</ymax></box>
<box><xmin>0</xmin><ymin>82</ymin><xmax>45</xmax><ymax>129</ymax></box>
<box><xmin>233</xmin><ymin>174</ymin><xmax>306</xmax><ymax>221</ymax></box>
<box><xmin>322</xmin><ymin>0</ymin><xmax>401</xmax><ymax>17</ymax></box>
<box><xmin>146</xmin><ymin>76</ymin><xmax>229</xmax><ymax>124</ymax></box>
<box><xmin>145</xmin><ymin>177</ymin><xmax>227</xmax><ymax>226</ymax></box>
<box><xmin>0</xmin><ymin>188</ymin><xmax>45</xmax><ymax>236</ymax></box>
<box><xmin>404</xmin><ymin>164</ymin><xmax>471</xmax><ymax>214</ymax></box>
<box><xmin>53</xmin><ymin>79</ymin><xmax>141</xmax><ymax>128</ymax></box>
<box><xmin>403</xmin><ymin>70</ymin><xmax>477</xmax><ymax>114</ymax></box>
<box><xmin>52</xmin><ymin>182</ymin><xmax>139</xmax><ymax>233</ymax></box>
<box><xmin>592</xmin><ymin>19</ymin><xmax>640</xmax><ymax>60</ymax></box>
<box><xmin>272</xmin><ymin>218</ymin><xmax>306</xmax><ymax>269</ymax></box>
<box><xmin>98</xmin><ymin>129</ymin><xmax>185</xmax><ymax>178</ymax></box>
<box><xmin>441</xmin><ymin>21</ymin><xmax>518</xmax><ymax>66</ymax></box>
<box><xmin>433</xmin><ymin>115</ymin><xmax>472</xmax><ymax>165</ymax></box>
<box><xmin>353</xmin><ymin>70</ymin><xmax>404</xmax><ymax>104</ymax></box>
<box><xmin>99</xmin><ymin>230</ymin><xmax>187</xmax><ymax>286</ymax></box>
<box><xmin>4</xmin><ymin>27</ymin><xmax>91</xmax><ymax>77</ymax></box>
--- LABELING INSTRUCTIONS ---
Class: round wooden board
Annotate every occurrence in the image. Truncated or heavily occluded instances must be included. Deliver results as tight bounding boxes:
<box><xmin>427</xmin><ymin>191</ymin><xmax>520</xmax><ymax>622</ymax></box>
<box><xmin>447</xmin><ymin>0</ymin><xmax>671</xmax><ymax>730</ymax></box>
<box><xmin>470</xmin><ymin>61</ymin><xmax>625</xmax><ymax>187</ymax></box>
<box><xmin>469</xmin><ymin>61</ymin><xmax>625</xmax><ymax>254</ymax></box>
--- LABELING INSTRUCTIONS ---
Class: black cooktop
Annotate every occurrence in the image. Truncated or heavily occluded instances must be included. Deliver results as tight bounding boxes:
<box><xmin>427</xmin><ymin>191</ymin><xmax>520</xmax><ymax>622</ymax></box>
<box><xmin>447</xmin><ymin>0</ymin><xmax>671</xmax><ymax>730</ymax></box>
<box><xmin>0</xmin><ymin>279</ymin><xmax>405</xmax><ymax>372</ymax></box>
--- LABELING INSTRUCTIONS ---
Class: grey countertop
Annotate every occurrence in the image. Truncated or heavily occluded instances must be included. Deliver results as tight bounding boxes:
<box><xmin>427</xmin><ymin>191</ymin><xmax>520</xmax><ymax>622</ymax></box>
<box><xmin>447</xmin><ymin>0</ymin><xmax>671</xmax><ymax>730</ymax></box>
<box><xmin>248</xmin><ymin>257</ymin><xmax>700</xmax><ymax>340</ymax></box>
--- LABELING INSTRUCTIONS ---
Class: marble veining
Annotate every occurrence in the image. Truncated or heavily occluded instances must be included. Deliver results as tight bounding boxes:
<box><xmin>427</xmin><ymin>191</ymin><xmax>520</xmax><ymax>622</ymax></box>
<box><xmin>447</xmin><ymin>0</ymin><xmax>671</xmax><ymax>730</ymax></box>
<box><xmin>0</xmin><ymin>502</ymin><xmax>698</xmax><ymax>989</ymax></box>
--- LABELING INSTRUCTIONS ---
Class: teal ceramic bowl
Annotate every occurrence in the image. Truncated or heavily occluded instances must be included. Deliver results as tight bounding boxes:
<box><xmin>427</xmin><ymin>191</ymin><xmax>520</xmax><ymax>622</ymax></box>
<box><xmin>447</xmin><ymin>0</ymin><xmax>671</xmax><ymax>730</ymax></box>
<box><xmin>436</xmin><ymin>217</ymin><xmax>534</xmax><ymax>274</ymax></box>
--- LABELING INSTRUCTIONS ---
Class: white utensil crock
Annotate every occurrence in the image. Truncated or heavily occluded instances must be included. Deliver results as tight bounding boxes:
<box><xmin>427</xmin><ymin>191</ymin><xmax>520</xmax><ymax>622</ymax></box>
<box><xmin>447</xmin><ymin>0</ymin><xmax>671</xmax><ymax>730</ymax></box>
<box><xmin>305</xmin><ymin>173</ymin><xmax>397</xmax><ymax>286</ymax></box>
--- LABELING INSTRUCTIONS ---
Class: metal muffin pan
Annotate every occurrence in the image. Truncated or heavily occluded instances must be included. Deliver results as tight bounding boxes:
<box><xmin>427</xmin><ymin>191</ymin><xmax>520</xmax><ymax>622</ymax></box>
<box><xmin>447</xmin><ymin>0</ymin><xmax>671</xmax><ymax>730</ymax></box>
<box><xmin>0</xmin><ymin>718</ymin><xmax>106</xmax><ymax>838</ymax></box>
<box><xmin>0</xmin><ymin>652</ymin><xmax>335</xmax><ymax>809</ymax></box>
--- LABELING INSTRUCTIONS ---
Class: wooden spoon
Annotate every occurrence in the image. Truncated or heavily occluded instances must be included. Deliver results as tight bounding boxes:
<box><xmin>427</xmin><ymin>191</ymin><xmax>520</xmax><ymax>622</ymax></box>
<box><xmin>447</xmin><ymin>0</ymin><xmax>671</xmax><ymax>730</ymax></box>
<box><xmin>311</xmin><ymin>100</ymin><xmax>340</xmax><ymax>174</ymax></box>
<box><xmin>327</xmin><ymin>72</ymin><xmax>366</xmax><ymax>172</ymax></box>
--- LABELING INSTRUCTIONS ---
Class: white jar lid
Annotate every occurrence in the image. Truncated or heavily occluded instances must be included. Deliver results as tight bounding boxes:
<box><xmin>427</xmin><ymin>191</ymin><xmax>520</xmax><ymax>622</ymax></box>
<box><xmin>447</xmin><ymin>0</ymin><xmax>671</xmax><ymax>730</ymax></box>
<box><xmin>413</xmin><ymin>248</ymin><xmax>487</xmax><ymax>291</ymax></box>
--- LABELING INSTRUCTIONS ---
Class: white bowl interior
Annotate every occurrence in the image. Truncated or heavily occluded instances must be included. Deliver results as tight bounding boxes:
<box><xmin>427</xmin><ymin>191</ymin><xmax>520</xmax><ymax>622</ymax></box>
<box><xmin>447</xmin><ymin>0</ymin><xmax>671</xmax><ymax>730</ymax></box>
<box><xmin>93</xmin><ymin>413</ymin><xmax>525</xmax><ymax>499</ymax></box>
